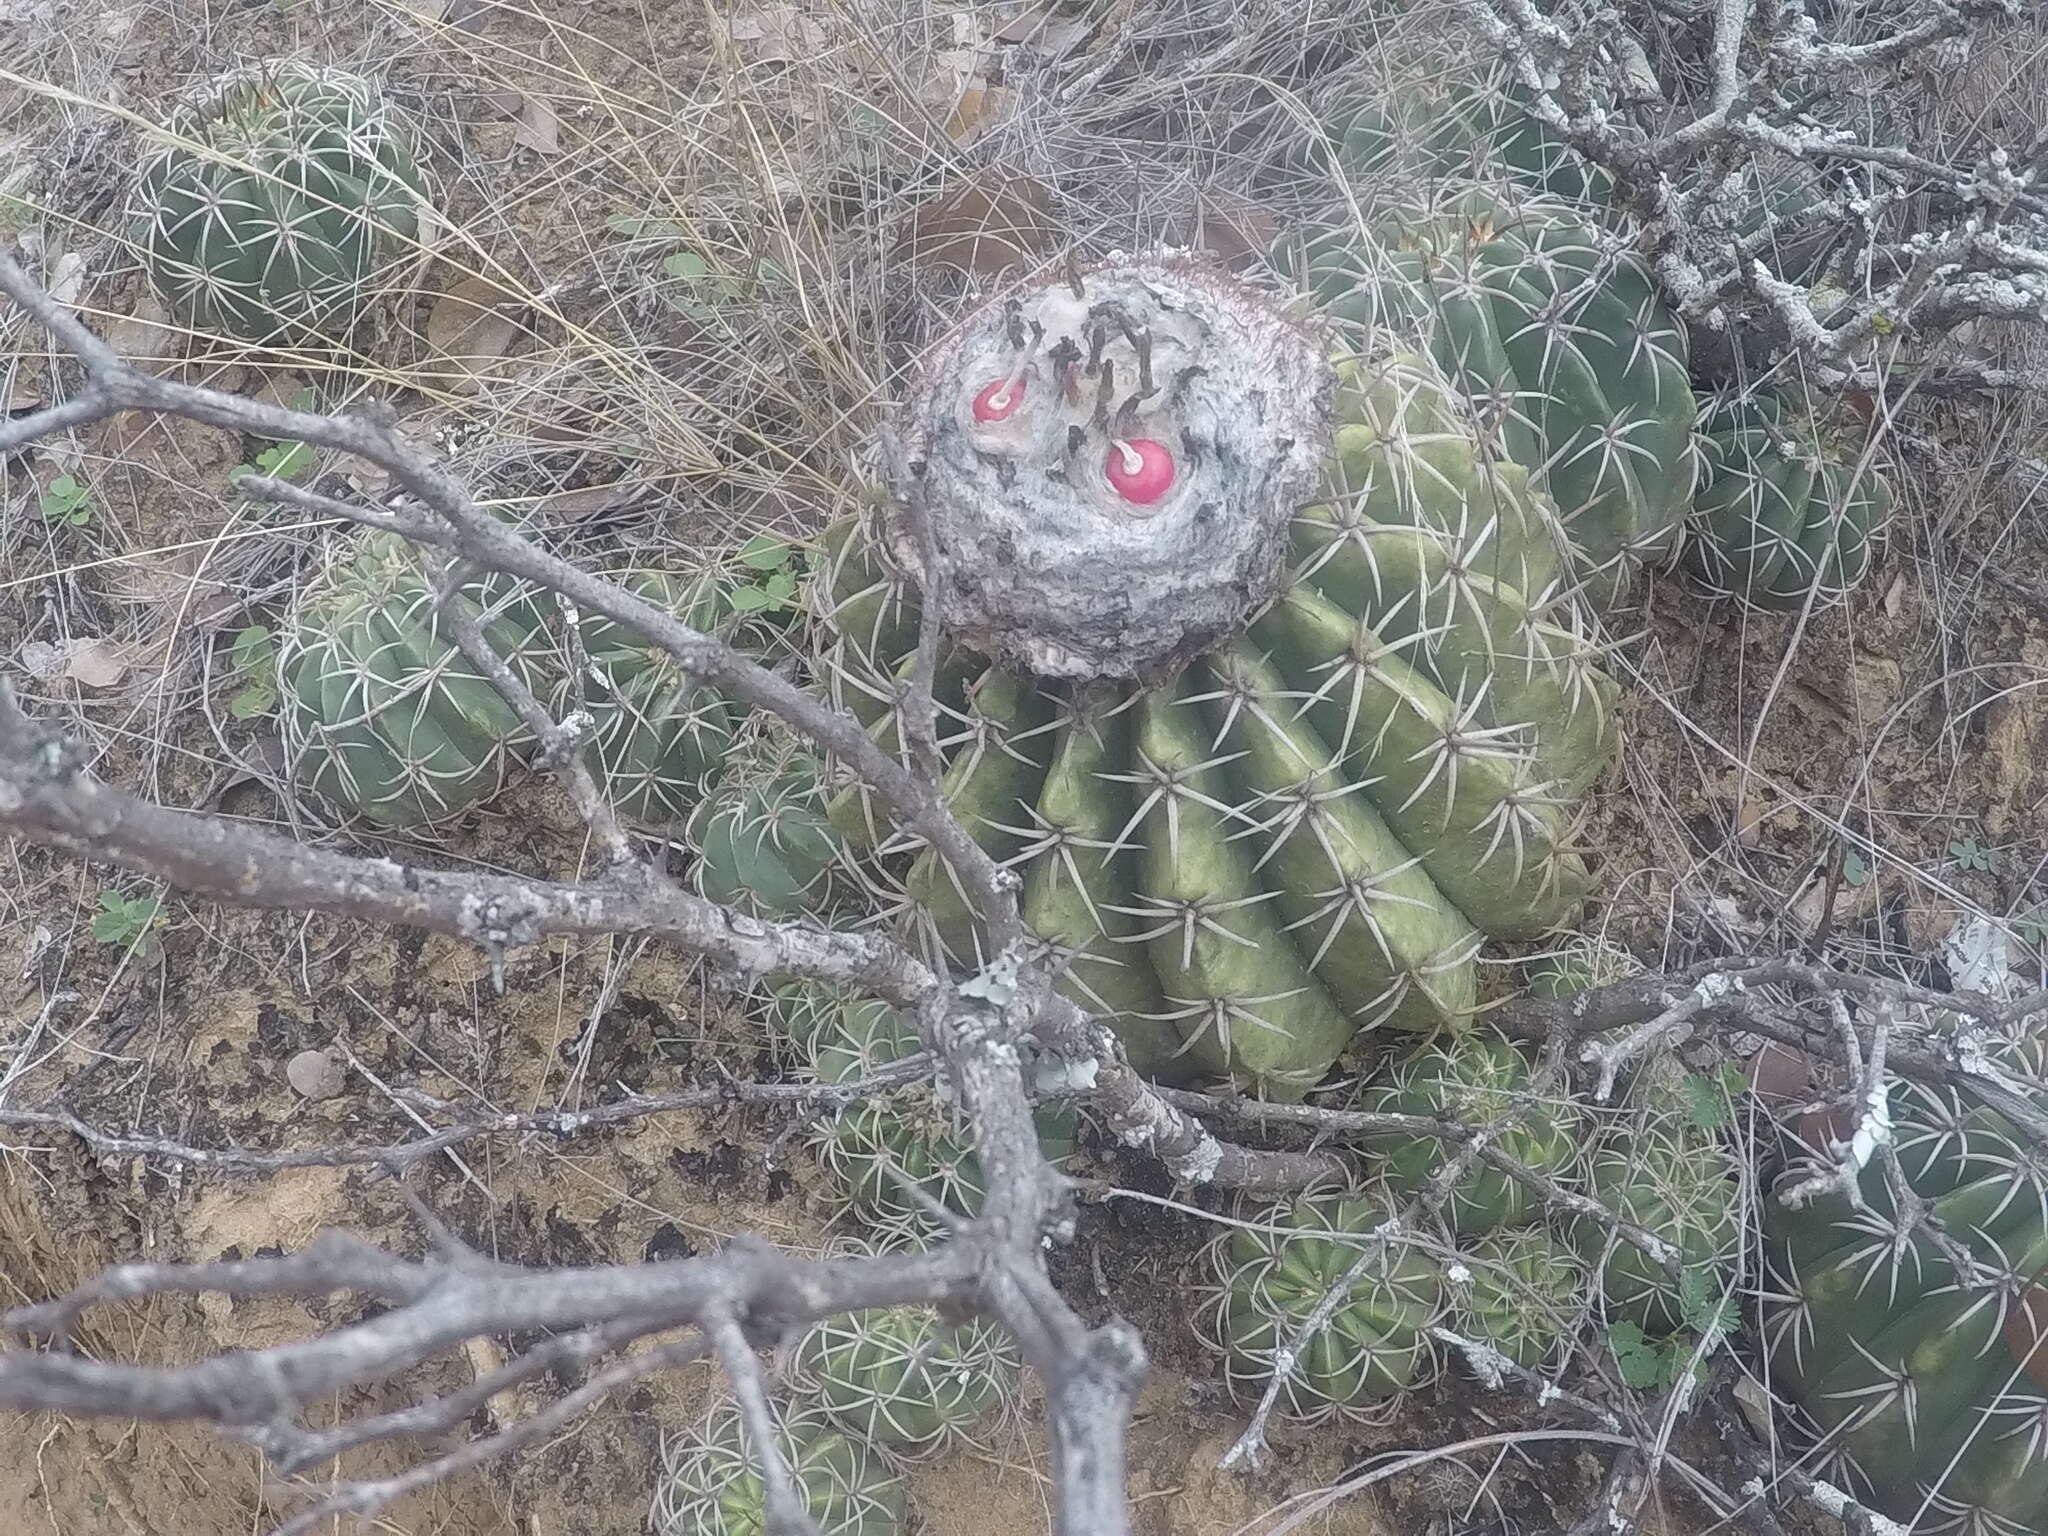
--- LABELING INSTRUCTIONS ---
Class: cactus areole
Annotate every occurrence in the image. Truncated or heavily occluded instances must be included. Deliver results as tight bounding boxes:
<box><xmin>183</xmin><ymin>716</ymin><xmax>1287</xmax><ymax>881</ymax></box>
<box><xmin>875</xmin><ymin>253</ymin><xmax>1335</xmax><ymax>684</ymax></box>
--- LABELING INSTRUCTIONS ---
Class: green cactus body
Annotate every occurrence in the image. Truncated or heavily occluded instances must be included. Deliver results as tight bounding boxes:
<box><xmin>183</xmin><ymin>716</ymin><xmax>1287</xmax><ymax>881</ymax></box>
<box><xmin>1581</xmin><ymin>1084</ymin><xmax>1739</xmax><ymax>1334</ymax></box>
<box><xmin>1762</xmin><ymin>1050</ymin><xmax>2048</xmax><ymax>1532</ymax></box>
<box><xmin>795</xmin><ymin>1302</ymin><xmax>1020</xmax><ymax>1455</ymax></box>
<box><xmin>650</xmin><ymin>1400</ymin><xmax>907</xmax><ymax>1536</ymax></box>
<box><xmin>800</xmin><ymin>987</ymin><xmax>1075</xmax><ymax>1227</ymax></box>
<box><xmin>1457</xmin><ymin>1226</ymin><xmax>1587</xmax><ymax>1370</ymax></box>
<box><xmin>1357</xmin><ymin>1031</ymin><xmax>1581</xmax><ymax>1235</ymax></box>
<box><xmin>1298</xmin><ymin>75</ymin><xmax>1612</xmax><ymax>214</ymax></box>
<box><xmin>687</xmin><ymin>738</ymin><xmax>844</xmax><ymax>919</ymax></box>
<box><xmin>1684</xmin><ymin>391</ymin><xmax>1892</xmax><ymax>611</ymax></box>
<box><xmin>132</xmin><ymin>60</ymin><xmax>429</xmax><ymax>344</ymax></box>
<box><xmin>1202</xmin><ymin>1191</ymin><xmax>1445</xmax><ymax>1421</ymax></box>
<box><xmin>562</xmin><ymin>569</ymin><xmax>739</xmax><ymax>824</ymax></box>
<box><xmin>1299</xmin><ymin>200</ymin><xmax>1696</xmax><ymax>611</ymax></box>
<box><xmin>277</xmin><ymin>528</ymin><xmax>557</xmax><ymax>829</ymax></box>
<box><xmin>1522</xmin><ymin>934</ymin><xmax>1637</xmax><ymax>1000</ymax></box>
<box><xmin>816</xmin><ymin>343</ymin><xmax>1616</xmax><ymax>1101</ymax></box>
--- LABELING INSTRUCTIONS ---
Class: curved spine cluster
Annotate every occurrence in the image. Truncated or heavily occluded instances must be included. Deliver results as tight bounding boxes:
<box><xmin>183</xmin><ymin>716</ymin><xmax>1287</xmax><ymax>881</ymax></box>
<box><xmin>650</xmin><ymin>1400</ymin><xmax>907</xmax><ymax>1536</ymax></box>
<box><xmin>131</xmin><ymin>59</ymin><xmax>429</xmax><ymax>345</ymax></box>
<box><xmin>1763</xmin><ymin>1039</ymin><xmax>2048</xmax><ymax>1532</ymax></box>
<box><xmin>277</xmin><ymin>529</ymin><xmax>557</xmax><ymax>830</ymax></box>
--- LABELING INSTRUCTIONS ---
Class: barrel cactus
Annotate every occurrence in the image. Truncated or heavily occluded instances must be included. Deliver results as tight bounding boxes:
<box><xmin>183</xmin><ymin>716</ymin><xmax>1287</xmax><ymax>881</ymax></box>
<box><xmin>278</xmin><ymin>528</ymin><xmax>557</xmax><ymax>829</ymax></box>
<box><xmin>650</xmin><ymin>1399</ymin><xmax>907</xmax><ymax>1536</ymax></box>
<box><xmin>1455</xmin><ymin>1226</ymin><xmax>1587</xmax><ymax>1371</ymax></box>
<box><xmin>1200</xmin><ymin>1189</ymin><xmax>1446</xmax><ymax>1421</ymax></box>
<box><xmin>1683</xmin><ymin>389</ymin><xmax>1892</xmax><ymax>611</ymax></box>
<box><xmin>793</xmin><ymin>1235</ymin><xmax>1021</xmax><ymax>1457</ymax></box>
<box><xmin>797</xmin><ymin>984</ymin><xmax>1074</xmax><ymax>1229</ymax></box>
<box><xmin>557</xmin><ymin>568</ymin><xmax>740</xmax><ymax>824</ymax></box>
<box><xmin>813</xmin><ymin>253</ymin><xmax>1618</xmax><ymax>1102</ymax></box>
<box><xmin>1294</xmin><ymin>190</ymin><xmax>1697</xmax><ymax>612</ymax></box>
<box><xmin>687</xmin><ymin>734</ymin><xmax>844</xmax><ymax>919</ymax></box>
<box><xmin>1762</xmin><ymin>1037</ymin><xmax>2048</xmax><ymax>1531</ymax></box>
<box><xmin>1357</xmin><ymin>1030</ymin><xmax>1582</xmax><ymax>1236</ymax></box>
<box><xmin>1581</xmin><ymin>1073</ymin><xmax>1740</xmax><ymax>1335</ymax></box>
<box><xmin>131</xmin><ymin>59</ymin><xmax>429</xmax><ymax>345</ymax></box>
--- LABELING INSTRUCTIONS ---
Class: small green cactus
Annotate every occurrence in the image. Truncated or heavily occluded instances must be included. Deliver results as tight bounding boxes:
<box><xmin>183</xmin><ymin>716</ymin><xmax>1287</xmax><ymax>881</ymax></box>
<box><xmin>1522</xmin><ymin>934</ymin><xmax>1637</xmax><ymax>1001</ymax></box>
<box><xmin>1684</xmin><ymin>390</ymin><xmax>1892</xmax><ymax>611</ymax></box>
<box><xmin>1454</xmin><ymin>1226</ymin><xmax>1587</xmax><ymax>1371</ymax></box>
<box><xmin>131</xmin><ymin>59</ymin><xmax>430</xmax><ymax>345</ymax></box>
<box><xmin>559</xmin><ymin>568</ymin><xmax>740</xmax><ymax>825</ymax></box>
<box><xmin>793</xmin><ymin>1235</ymin><xmax>1021</xmax><ymax>1457</ymax></box>
<box><xmin>650</xmin><ymin>1399</ymin><xmax>907</xmax><ymax>1536</ymax></box>
<box><xmin>1201</xmin><ymin>1190</ymin><xmax>1446</xmax><ymax>1421</ymax></box>
<box><xmin>798</xmin><ymin>985</ymin><xmax>1075</xmax><ymax>1230</ymax></box>
<box><xmin>1356</xmin><ymin>1030</ymin><xmax>1582</xmax><ymax>1236</ymax></box>
<box><xmin>687</xmin><ymin>736</ymin><xmax>844</xmax><ymax>919</ymax></box>
<box><xmin>1579</xmin><ymin>1073</ymin><xmax>1740</xmax><ymax>1335</ymax></box>
<box><xmin>277</xmin><ymin>528</ymin><xmax>557</xmax><ymax>829</ymax></box>
<box><xmin>1762</xmin><ymin>1036</ymin><xmax>2048</xmax><ymax>1532</ymax></box>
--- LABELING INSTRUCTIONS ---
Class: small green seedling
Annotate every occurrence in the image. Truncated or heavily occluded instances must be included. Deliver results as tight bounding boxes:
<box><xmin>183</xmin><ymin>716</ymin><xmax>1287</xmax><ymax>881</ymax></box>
<box><xmin>93</xmin><ymin>890</ymin><xmax>165</xmax><ymax>962</ymax></box>
<box><xmin>1841</xmin><ymin>849</ymin><xmax>1870</xmax><ymax>887</ymax></box>
<box><xmin>1680</xmin><ymin>1063</ymin><xmax>1748</xmax><ymax>1133</ymax></box>
<box><xmin>1950</xmin><ymin>836</ymin><xmax>2000</xmax><ymax>874</ymax></box>
<box><xmin>1606</xmin><ymin>1270</ymin><xmax>1735</xmax><ymax>1391</ymax></box>
<box><xmin>727</xmin><ymin>533</ymin><xmax>804</xmax><ymax>616</ymax></box>
<box><xmin>234</xmin><ymin>438</ymin><xmax>315</xmax><ymax>484</ymax></box>
<box><xmin>225</xmin><ymin>624</ymin><xmax>278</xmax><ymax>719</ymax></box>
<box><xmin>38</xmin><ymin>474</ymin><xmax>91</xmax><ymax>527</ymax></box>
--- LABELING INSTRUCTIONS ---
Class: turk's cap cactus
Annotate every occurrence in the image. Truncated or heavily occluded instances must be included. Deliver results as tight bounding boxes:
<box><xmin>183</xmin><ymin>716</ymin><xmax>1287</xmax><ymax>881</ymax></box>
<box><xmin>875</xmin><ymin>251</ymin><xmax>1336</xmax><ymax>683</ymax></box>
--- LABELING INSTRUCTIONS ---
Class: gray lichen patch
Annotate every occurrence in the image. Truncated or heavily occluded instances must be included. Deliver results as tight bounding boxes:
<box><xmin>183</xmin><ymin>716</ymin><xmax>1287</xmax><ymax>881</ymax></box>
<box><xmin>878</xmin><ymin>251</ymin><xmax>1335</xmax><ymax>683</ymax></box>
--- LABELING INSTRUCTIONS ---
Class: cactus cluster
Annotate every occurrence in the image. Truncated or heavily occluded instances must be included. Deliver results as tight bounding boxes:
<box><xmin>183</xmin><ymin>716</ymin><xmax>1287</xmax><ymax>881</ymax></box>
<box><xmin>1284</xmin><ymin>67</ymin><xmax>1894</xmax><ymax>614</ymax></box>
<box><xmin>817</xmin><ymin>255</ymin><xmax>1620</xmax><ymax>1102</ymax></box>
<box><xmin>131</xmin><ymin>59</ymin><xmax>430</xmax><ymax>346</ymax></box>
<box><xmin>651</xmin><ymin>1400</ymin><xmax>907</xmax><ymax>1536</ymax></box>
<box><xmin>1203</xmin><ymin>1011</ymin><xmax>1742</xmax><ymax>1419</ymax></box>
<box><xmin>1763</xmin><ymin>1036</ymin><xmax>2048</xmax><ymax>1531</ymax></box>
<box><xmin>275</xmin><ymin>529</ymin><xmax>838</xmax><ymax>898</ymax></box>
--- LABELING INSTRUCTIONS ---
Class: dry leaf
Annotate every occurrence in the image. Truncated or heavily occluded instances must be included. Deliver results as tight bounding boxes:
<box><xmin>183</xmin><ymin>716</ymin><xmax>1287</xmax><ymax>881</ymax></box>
<box><xmin>69</xmin><ymin>641</ymin><xmax>130</xmax><ymax>689</ymax></box>
<box><xmin>538</xmin><ymin>480</ymin><xmax>650</xmax><ymax>521</ymax></box>
<box><xmin>45</xmin><ymin>251</ymin><xmax>88</xmax><ymax>312</ymax></box>
<box><xmin>104</xmin><ymin>290</ymin><xmax>186</xmax><ymax>375</ymax></box>
<box><xmin>944</xmin><ymin>80</ymin><xmax>1018</xmax><ymax>146</ymax></box>
<box><xmin>728</xmin><ymin>5</ymin><xmax>827</xmax><ymax>63</ymax></box>
<box><xmin>17</xmin><ymin>641</ymin><xmax>68</xmax><ymax>682</ymax></box>
<box><xmin>896</xmin><ymin>174</ymin><xmax>1051</xmax><ymax>276</ymax></box>
<box><xmin>1192</xmin><ymin>187</ymin><xmax>1279</xmax><ymax>273</ymax></box>
<box><xmin>446</xmin><ymin>0</ymin><xmax>490</xmax><ymax>32</ymax></box>
<box><xmin>424</xmin><ymin>276</ymin><xmax>525</xmax><ymax>393</ymax></box>
<box><xmin>994</xmin><ymin>0</ymin><xmax>1094</xmax><ymax>58</ymax></box>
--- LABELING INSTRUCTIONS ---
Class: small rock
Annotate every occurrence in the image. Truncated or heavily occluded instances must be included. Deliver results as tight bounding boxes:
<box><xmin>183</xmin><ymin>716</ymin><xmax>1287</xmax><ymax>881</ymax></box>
<box><xmin>286</xmin><ymin>1048</ymin><xmax>346</xmax><ymax>1101</ymax></box>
